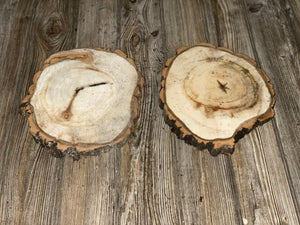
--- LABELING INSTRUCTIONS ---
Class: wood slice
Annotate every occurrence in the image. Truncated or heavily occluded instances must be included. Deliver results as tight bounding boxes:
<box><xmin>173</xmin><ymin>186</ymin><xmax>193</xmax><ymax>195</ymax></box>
<box><xmin>160</xmin><ymin>43</ymin><xmax>275</xmax><ymax>156</ymax></box>
<box><xmin>20</xmin><ymin>48</ymin><xmax>143</xmax><ymax>158</ymax></box>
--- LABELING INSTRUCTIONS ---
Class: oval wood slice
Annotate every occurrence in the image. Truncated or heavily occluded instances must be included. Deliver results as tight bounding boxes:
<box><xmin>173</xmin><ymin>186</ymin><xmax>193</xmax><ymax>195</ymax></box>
<box><xmin>21</xmin><ymin>48</ymin><xmax>143</xmax><ymax>158</ymax></box>
<box><xmin>160</xmin><ymin>43</ymin><xmax>275</xmax><ymax>156</ymax></box>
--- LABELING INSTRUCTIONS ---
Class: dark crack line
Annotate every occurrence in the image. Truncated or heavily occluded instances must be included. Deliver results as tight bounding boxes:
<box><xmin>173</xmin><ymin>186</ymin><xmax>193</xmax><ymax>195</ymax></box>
<box><xmin>63</xmin><ymin>82</ymin><xmax>108</xmax><ymax>119</ymax></box>
<box><xmin>76</xmin><ymin>82</ymin><xmax>108</xmax><ymax>94</ymax></box>
<box><xmin>217</xmin><ymin>80</ymin><xmax>230</xmax><ymax>93</ymax></box>
<box><xmin>88</xmin><ymin>82</ymin><xmax>108</xmax><ymax>87</ymax></box>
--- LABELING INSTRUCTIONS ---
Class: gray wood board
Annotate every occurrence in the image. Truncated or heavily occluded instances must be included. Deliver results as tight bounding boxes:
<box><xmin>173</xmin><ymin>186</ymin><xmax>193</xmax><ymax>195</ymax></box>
<box><xmin>0</xmin><ymin>0</ymin><xmax>299</xmax><ymax>224</ymax></box>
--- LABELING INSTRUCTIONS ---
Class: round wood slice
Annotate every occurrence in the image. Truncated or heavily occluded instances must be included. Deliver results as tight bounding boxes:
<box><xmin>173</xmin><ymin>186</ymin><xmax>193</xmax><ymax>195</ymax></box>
<box><xmin>20</xmin><ymin>48</ymin><xmax>143</xmax><ymax>157</ymax></box>
<box><xmin>160</xmin><ymin>43</ymin><xmax>275</xmax><ymax>155</ymax></box>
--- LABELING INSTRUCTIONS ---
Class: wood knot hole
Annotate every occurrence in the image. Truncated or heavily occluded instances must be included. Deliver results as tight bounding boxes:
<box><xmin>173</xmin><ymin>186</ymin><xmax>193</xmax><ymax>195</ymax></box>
<box><xmin>151</xmin><ymin>30</ymin><xmax>159</xmax><ymax>37</ymax></box>
<box><xmin>46</xmin><ymin>18</ymin><xmax>63</xmax><ymax>37</ymax></box>
<box><xmin>38</xmin><ymin>13</ymin><xmax>65</xmax><ymax>48</ymax></box>
<box><xmin>249</xmin><ymin>3</ymin><xmax>263</xmax><ymax>13</ymax></box>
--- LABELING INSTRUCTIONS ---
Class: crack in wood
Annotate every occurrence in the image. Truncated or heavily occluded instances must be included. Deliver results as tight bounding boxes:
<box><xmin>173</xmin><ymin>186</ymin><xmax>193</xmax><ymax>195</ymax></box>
<box><xmin>62</xmin><ymin>82</ymin><xmax>108</xmax><ymax>120</ymax></box>
<box><xmin>217</xmin><ymin>80</ymin><xmax>230</xmax><ymax>93</ymax></box>
<box><xmin>88</xmin><ymin>82</ymin><xmax>108</xmax><ymax>87</ymax></box>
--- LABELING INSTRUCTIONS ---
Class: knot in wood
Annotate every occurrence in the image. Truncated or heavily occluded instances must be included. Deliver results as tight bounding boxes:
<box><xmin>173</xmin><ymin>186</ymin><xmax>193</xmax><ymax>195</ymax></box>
<box><xmin>249</xmin><ymin>3</ymin><xmax>263</xmax><ymax>13</ymax></box>
<box><xmin>131</xmin><ymin>34</ymin><xmax>140</xmax><ymax>47</ymax></box>
<box><xmin>45</xmin><ymin>18</ymin><xmax>63</xmax><ymax>37</ymax></box>
<box><xmin>151</xmin><ymin>30</ymin><xmax>159</xmax><ymax>37</ymax></box>
<box><xmin>37</xmin><ymin>13</ymin><xmax>65</xmax><ymax>48</ymax></box>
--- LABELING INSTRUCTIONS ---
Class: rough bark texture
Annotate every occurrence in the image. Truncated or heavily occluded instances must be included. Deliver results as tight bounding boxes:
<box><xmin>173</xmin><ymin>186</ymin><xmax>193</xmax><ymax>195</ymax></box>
<box><xmin>160</xmin><ymin>43</ymin><xmax>275</xmax><ymax>155</ymax></box>
<box><xmin>20</xmin><ymin>48</ymin><xmax>143</xmax><ymax>158</ymax></box>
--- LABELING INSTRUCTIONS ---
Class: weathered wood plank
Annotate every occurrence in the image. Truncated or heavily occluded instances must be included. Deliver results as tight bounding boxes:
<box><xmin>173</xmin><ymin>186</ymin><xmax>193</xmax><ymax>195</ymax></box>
<box><xmin>200</xmin><ymin>0</ymin><xmax>299</xmax><ymax>224</ymax></box>
<box><xmin>242</xmin><ymin>0</ymin><xmax>300</xmax><ymax>219</ymax></box>
<box><xmin>0</xmin><ymin>0</ymin><xmax>79</xmax><ymax>224</ymax></box>
<box><xmin>160</xmin><ymin>1</ymin><xmax>244</xmax><ymax>224</ymax></box>
<box><xmin>0</xmin><ymin>0</ymin><xmax>19</xmax><ymax>68</ymax></box>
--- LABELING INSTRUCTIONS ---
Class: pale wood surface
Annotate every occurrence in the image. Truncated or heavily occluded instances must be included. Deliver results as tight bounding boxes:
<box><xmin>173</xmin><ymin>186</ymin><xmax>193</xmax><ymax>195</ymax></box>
<box><xmin>0</xmin><ymin>0</ymin><xmax>299</xmax><ymax>225</ymax></box>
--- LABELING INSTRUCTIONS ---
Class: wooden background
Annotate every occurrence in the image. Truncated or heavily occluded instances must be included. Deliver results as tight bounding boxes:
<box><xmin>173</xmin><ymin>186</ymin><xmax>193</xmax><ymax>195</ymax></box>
<box><xmin>0</xmin><ymin>0</ymin><xmax>299</xmax><ymax>224</ymax></box>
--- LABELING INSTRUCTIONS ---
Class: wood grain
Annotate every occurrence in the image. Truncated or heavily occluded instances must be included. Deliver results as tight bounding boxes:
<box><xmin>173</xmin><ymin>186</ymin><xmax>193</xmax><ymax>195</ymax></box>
<box><xmin>0</xmin><ymin>0</ymin><xmax>299</xmax><ymax>225</ymax></box>
<box><xmin>242</xmin><ymin>0</ymin><xmax>300</xmax><ymax>218</ymax></box>
<box><xmin>199</xmin><ymin>1</ymin><xmax>299</xmax><ymax>224</ymax></box>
